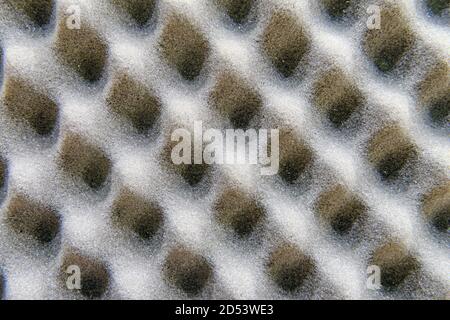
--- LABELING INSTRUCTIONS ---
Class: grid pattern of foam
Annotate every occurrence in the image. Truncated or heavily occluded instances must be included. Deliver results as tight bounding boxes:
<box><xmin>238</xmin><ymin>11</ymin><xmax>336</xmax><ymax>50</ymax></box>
<box><xmin>0</xmin><ymin>0</ymin><xmax>449</xmax><ymax>300</ymax></box>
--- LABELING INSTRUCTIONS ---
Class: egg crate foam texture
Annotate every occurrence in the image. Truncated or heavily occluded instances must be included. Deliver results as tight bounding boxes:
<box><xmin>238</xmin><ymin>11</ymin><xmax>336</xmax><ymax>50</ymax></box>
<box><xmin>0</xmin><ymin>0</ymin><xmax>449</xmax><ymax>300</ymax></box>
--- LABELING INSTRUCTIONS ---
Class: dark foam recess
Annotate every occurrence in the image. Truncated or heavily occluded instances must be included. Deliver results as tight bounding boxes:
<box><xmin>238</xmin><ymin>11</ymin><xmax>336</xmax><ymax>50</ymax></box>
<box><xmin>58</xmin><ymin>133</ymin><xmax>111</xmax><ymax>190</ymax></box>
<box><xmin>163</xmin><ymin>246</ymin><xmax>212</xmax><ymax>296</ymax></box>
<box><xmin>370</xmin><ymin>241</ymin><xmax>419</xmax><ymax>289</ymax></box>
<box><xmin>160</xmin><ymin>13</ymin><xmax>209</xmax><ymax>80</ymax></box>
<box><xmin>262</xmin><ymin>9</ymin><xmax>310</xmax><ymax>77</ymax></box>
<box><xmin>267</xmin><ymin>243</ymin><xmax>315</xmax><ymax>292</ymax></box>
<box><xmin>214</xmin><ymin>187</ymin><xmax>265</xmax><ymax>237</ymax></box>
<box><xmin>112</xmin><ymin>188</ymin><xmax>163</xmax><ymax>239</ymax></box>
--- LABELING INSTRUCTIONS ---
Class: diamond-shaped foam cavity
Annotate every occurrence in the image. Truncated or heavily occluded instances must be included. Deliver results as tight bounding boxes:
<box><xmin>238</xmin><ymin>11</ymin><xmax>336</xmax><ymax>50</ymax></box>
<box><xmin>159</xmin><ymin>13</ymin><xmax>209</xmax><ymax>81</ymax></box>
<box><xmin>213</xmin><ymin>186</ymin><xmax>265</xmax><ymax>237</ymax></box>
<box><xmin>2</xmin><ymin>76</ymin><xmax>59</xmax><ymax>136</ymax></box>
<box><xmin>278</xmin><ymin>128</ymin><xmax>313</xmax><ymax>183</ymax></box>
<box><xmin>427</xmin><ymin>0</ymin><xmax>450</xmax><ymax>15</ymax></box>
<box><xmin>54</xmin><ymin>8</ymin><xmax>108</xmax><ymax>82</ymax></box>
<box><xmin>209</xmin><ymin>70</ymin><xmax>262</xmax><ymax>129</ymax></box>
<box><xmin>369</xmin><ymin>241</ymin><xmax>419</xmax><ymax>290</ymax></box>
<box><xmin>163</xmin><ymin>246</ymin><xmax>213</xmax><ymax>296</ymax></box>
<box><xmin>367</xmin><ymin>124</ymin><xmax>417</xmax><ymax>181</ymax></box>
<box><xmin>58</xmin><ymin>133</ymin><xmax>111</xmax><ymax>190</ymax></box>
<box><xmin>363</xmin><ymin>2</ymin><xmax>415</xmax><ymax>73</ymax></box>
<box><xmin>111</xmin><ymin>188</ymin><xmax>164</xmax><ymax>239</ymax></box>
<box><xmin>106</xmin><ymin>72</ymin><xmax>161</xmax><ymax>134</ymax></box>
<box><xmin>314</xmin><ymin>184</ymin><xmax>366</xmax><ymax>234</ymax></box>
<box><xmin>313</xmin><ymin>68</ymin><xmax>364</xmax><ymax>127</ymax></box>
<box><xmin>262</xmin><ymin>9</ymin><xmax>310</xmax><ymax>77</ymax></box>
<box><xmin>6</xmin><ymin>194</ymin><xmax>60</xmax><ymax>244</ymax></box>
<box><xmin>267</xmin><ymin>243</ymin><xmax>315</xmax><ymax>292</ymax></box>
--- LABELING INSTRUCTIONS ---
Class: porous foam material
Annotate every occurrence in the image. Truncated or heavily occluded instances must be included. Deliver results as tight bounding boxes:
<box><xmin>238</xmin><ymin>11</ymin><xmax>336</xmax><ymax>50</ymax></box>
<box><xmin>0</xmin><ymin>0</ymin><xmax>449</xmax><ymax>300</ymax></box>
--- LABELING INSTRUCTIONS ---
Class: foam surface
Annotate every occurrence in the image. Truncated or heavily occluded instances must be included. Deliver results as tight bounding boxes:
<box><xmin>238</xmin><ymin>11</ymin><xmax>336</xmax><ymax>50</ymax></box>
<box><xmin>0</xmin><ymin>0</ymin><xmax>449</xmax><ymax>299</ymax></box>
